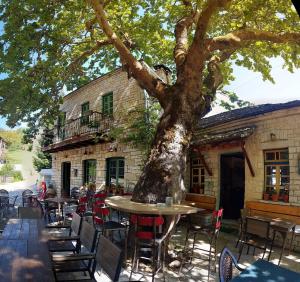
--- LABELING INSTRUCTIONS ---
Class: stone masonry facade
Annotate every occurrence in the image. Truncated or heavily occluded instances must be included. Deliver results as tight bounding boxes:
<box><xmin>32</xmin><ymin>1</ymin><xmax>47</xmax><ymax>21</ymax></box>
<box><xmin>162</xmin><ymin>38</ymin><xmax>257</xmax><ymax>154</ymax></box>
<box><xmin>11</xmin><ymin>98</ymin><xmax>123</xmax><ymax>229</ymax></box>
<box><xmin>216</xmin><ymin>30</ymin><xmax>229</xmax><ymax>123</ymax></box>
<box><xmin>187</xmin><ymin>106</ymin><xmax>300</xmax><ymax>208</ymax></box>
<box><xmin>51</xmin><ymin>68</ymin><xmax>146</xmax><ymax>195</ymax></box>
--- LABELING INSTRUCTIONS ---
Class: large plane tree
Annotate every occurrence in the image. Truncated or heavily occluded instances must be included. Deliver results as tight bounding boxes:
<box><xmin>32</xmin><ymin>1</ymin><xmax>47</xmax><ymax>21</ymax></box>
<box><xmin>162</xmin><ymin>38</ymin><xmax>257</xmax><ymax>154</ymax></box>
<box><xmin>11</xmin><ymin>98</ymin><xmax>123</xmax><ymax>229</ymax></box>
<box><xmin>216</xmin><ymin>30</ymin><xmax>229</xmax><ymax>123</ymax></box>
<box><xmin>0</xmin><ymin>1</ymin><xmax>299</xmax><ymax>203</ymax></box>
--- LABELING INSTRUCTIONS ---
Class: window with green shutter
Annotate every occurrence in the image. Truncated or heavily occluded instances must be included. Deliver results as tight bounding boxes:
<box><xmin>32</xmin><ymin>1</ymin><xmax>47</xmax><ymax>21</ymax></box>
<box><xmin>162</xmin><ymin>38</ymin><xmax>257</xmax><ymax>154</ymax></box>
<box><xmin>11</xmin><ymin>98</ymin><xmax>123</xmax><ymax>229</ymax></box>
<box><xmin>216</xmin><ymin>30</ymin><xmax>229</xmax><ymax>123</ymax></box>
<box><xmin>102</xmin><ymin>92</ymin><xmax>113</xmax><ymax>116</ymax></box>
<box><xmin>83</xmin><ymin>159</ymin><xmax>97</xmax><ymax>184</ymax></box>
<box><xmin>81</xmin><ymin>102</ymin><xmax>90</xmax><ymax>125</ymax></box>
<box><xmin>58</xmin><ymin>112</ymin><xmax>66</xmax><ymax>140</ymax></box>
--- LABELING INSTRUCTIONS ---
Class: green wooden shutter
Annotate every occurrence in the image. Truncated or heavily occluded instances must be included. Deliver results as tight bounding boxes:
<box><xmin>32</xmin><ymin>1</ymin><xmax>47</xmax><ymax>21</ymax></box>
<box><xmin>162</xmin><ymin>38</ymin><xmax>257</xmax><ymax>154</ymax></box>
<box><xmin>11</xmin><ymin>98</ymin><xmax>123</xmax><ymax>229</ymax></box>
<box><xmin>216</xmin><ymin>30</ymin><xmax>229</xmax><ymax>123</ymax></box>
<box><xmin>102</xmin><ymin>92</ymin><xmax>113</xmax><ymax>116</ymax></box>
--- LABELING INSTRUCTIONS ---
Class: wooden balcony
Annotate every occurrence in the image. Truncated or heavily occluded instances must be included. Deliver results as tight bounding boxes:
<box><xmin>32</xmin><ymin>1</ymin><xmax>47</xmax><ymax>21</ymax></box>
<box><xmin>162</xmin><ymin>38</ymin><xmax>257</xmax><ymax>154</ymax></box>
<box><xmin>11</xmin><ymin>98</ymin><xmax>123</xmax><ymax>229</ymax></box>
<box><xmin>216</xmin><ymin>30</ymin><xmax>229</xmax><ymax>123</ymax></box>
<box><xmin>43</xmin><ymin>111</ymin><xmax>113</xmax><ymax>153</ymax></box>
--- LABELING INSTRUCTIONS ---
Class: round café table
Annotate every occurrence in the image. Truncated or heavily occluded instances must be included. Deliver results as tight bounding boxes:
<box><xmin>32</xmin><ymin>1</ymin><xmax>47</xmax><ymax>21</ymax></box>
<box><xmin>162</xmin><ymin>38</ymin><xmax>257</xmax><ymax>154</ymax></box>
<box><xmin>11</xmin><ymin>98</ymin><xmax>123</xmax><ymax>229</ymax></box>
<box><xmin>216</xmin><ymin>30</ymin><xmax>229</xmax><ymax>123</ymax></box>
<box><xmin>105</xmin><ymin>195</ymin><xmax>200</xmax><ymax>256</ymax></box>
<box><xmin>105</xmin><ymin>195</ymin><xmax>200</xmax><ymax>216</ymax></box>
<box><xmin>105</xmin><ymin>195</ymin><xmax>200</xmax><ymax>272</ymax></box>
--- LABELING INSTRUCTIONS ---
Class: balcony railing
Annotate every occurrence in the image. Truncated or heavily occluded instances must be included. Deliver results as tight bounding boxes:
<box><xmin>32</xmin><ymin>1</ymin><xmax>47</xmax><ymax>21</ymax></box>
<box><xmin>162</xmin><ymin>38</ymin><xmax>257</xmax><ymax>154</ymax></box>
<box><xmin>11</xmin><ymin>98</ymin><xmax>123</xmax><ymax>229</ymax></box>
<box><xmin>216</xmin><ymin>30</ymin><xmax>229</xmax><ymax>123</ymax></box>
<box><xmin>48</xmin><ymin>111</ymin><xmax>113</xmax><ymax>145</ymax></box>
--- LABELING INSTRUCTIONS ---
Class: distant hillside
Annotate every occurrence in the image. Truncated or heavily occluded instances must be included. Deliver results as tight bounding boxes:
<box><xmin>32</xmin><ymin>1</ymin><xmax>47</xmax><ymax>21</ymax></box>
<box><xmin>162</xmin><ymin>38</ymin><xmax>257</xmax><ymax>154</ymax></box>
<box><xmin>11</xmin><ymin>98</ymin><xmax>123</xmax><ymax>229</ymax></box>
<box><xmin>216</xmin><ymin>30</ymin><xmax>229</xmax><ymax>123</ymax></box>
<box><xmin>0</xmin><ymin>129</ymin><xmax>23</xmax><ymax>151</ymax></box>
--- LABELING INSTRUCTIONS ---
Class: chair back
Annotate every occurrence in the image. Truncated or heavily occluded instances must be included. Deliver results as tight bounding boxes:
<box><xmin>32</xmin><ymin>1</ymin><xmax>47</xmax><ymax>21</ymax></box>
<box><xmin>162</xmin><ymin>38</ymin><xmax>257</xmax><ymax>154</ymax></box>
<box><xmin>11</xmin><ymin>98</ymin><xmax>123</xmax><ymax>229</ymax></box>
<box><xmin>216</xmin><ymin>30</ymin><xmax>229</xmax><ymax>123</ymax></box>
<box><xmin>80</xmin><ymin>221</ymin><xmax>98</xmax><ymax>252</ymax></box>
<box><xmin>0</xmin><ymin>189</ymin><xmax>9</xmax><ymax>196</ymax></box>
<box><xmin>245</xmin><ymin>217</ymin><xmax>270</xmax><ymax>239</ymax></box>
<box><xmin>70</xmin><ymin>212</ymin><xmax>82</xmax><ymax>236</ymax></box>
<box><xmin>219</xmin><ymin>247</ymin><xmax>243</xmax><ymax>282</ymax></box>
<box><xmin>95</xmin><ymin>235</ymin><xmax>122</xmax><ymax>282</ymax></box>
<box><xmin>70</xmin><ymin>187</ymin><xmax>80</xmax><ymax>199</ymax></box>
<box><xmin>131</xmin><ymin>215</ymin><xmax>164</xmax><ymax>240</ymax></box>
<box><xmin>18</xmin><ymin>207</ymin><xmax>43</xmax><ymax>219</ymax></box>
<box><xmin>22</xmin><ymin>189</ymin><xmax>33</xmax><ymax>206</ymax></box>
<box><xmin>212</xmin><ymin>208</ymin><xmax>223</xmax><ymax>232</ymax></box>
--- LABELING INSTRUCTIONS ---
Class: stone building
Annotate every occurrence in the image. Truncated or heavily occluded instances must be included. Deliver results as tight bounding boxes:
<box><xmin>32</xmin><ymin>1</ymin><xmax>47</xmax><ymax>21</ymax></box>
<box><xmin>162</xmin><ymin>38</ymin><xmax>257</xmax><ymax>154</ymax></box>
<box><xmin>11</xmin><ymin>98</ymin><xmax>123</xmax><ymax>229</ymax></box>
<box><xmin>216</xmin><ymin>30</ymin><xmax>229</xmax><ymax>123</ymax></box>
<box><xmin>43</xmin><ymin>66</ymin><xmax>170</xmax><ymax>197</ymax></box>
<box><xmin>43</xmin><ymin>64</ymin><xmax>300</xmax><ymax>228</ymax></box>
<box><xmin>189</xmin><ymin>100</ymin><xmax>300</xmax><ymax>224</ymax></box>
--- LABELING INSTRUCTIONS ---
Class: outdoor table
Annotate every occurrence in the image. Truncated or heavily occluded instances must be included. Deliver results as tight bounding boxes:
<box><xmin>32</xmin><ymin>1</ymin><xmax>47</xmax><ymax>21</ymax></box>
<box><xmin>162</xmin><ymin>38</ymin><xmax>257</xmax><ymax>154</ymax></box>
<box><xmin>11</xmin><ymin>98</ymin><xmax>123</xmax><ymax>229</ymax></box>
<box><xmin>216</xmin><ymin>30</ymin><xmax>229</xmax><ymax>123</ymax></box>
<box><xmin>105</xmin><ymin>195</ymin><xmax>200</xmax><ymax>267</ymax></box>
<box><xmin>105</xmin><ymin>196</ymin><xmax>200</xmax><ymax>243</ymax></box>
<box><xmin>247</xmin><ymin>215</ymin><xmax>296</xmax><ymax>265</ymax></box>
<box><xmin>0</xmin><ymin>218</ymin><xmax>55</xmax><ymax>281</ymax></box>
<box><xmin>231</xmin><ymin>259</ymin><xmax>300</xmax><ymax>281</ymax></box>
<box><xmin>44</xmin><ymin>197</ymin><xmax>78</xmax><ymax>218</ymax></box>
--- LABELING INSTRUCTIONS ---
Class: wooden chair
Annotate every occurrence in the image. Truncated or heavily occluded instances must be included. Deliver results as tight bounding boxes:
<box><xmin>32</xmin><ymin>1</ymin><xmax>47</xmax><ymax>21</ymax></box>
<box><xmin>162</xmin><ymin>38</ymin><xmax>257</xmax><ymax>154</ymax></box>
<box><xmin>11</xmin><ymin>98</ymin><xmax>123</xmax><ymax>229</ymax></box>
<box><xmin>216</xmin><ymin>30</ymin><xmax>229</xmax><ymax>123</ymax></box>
<box><xmin>22</xmin><ymin>189</ymin><xmax>33</xmax><ymax>207</ymax></box>
<box><xmin>238</xmin><ymin>216</ymin><xmax>272</xmax><ymax>261</ymax></box>
<box><xmin>51</xmin><ymin>235</ymin><xmax>122</xmax><ymax>282</ymax></box>
<box><xmin>47</xmin><ymin>212</ymin><xmax>83</xmax><ymax>253</ymax></box>
<box><xmin>219</xmin><ymin>247</ymin><xmax>244</xmax><ymax>282</ymax></box>
<box><xmin>51</xmin><ymin>220</ymin><xmax>98</xmax><ymax>281</ymax></box>
<box><xmin>18</xmin><ymin>206</ymin><xmax>43</xmax><ymax>219</ymax></box>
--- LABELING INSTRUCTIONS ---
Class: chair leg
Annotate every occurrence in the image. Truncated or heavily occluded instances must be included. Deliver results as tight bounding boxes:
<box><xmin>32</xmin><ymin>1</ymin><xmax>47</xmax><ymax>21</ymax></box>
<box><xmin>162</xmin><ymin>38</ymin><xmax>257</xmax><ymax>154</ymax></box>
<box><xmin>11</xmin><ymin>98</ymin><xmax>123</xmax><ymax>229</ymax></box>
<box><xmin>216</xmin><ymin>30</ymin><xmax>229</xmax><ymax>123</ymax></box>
<box><xmin>238</xmin><ymin>241</ymin><xmax>245</xmax><ymax>262</ymax></box>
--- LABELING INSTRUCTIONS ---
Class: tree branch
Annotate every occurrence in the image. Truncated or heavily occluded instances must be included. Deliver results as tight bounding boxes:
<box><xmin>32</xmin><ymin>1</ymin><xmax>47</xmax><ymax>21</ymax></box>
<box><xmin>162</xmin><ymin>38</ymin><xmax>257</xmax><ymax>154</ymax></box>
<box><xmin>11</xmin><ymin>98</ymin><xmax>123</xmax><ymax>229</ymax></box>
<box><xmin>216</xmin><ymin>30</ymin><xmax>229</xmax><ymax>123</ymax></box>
<box><xmin>68</xmin><ymin>39</ymin><xmax>112</xmax><ymax>71</ymax></box>
<box><xmin>208</xmin><ymin>29</ymin><xmax>300</xmax><ymax>51</ymax></box>
<box><xmin>89</xmin><ymin>0</ymin><xmax>167</xmax><ymax>100</ymax></box>
<box><xmin>181</xmin><ymin>0</ymin><xmax>231</xmax><ymax>81</ymax></box>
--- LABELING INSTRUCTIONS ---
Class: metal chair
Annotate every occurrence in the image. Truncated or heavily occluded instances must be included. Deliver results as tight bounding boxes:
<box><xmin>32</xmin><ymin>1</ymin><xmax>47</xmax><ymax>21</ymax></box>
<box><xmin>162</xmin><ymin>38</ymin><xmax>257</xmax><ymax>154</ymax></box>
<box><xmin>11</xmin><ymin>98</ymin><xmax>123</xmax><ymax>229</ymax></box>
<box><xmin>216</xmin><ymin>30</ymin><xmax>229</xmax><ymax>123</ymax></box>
<box><xmin>22</xmin><ymin>189</ymin><xmax>33</xmax><ymax>206</ymax></box>
<box><xmin>238</xmin><ymin>216</ymin><xmax>272</xmax><ymax>261</ymax></box>
<box><xmin>129</xmin><ymin>215</ymin><xmax>166</xmax><ymax>282</ymax></box>
<box><xmin>235</xmin><ymin>208</ymin><xmax>250</xmax><ymax>248</ymax></box>
<box><xmin>183</xmin><ymin>208</ymin><xmax>223</xmax><ymax>279</ymax></box>
<box><xmin>219</xmin><ymin>247</ymin><xmax>244</xmax><ymax>282</ymax></box>
<box><xmin>51</xmin><ymin>220</ymin><xmax>98</xmax><ymax>281</ymax></box>
<box><xmin>51</xmin><ymin>235</ymin><xmax>122</xmax><ymax>282</ymax></box>
<box><xmin>47</xmin><ymin>212</ymin><xmax>83</xmax><ymax>253</ymax></box>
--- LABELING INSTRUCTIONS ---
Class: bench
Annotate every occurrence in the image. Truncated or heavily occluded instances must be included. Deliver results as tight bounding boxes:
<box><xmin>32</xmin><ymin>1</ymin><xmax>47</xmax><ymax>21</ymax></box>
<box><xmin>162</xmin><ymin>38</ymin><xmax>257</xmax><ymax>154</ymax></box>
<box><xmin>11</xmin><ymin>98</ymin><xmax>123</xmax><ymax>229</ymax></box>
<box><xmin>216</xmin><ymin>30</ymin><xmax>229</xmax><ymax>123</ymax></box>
<box><xmin>246</xmin><ymin>201</ymin><xmax>300</xmax><ymax>224</ymax></box>
<box><xmin>184</xmin><ymin>193</ymin><xmax>216</xmax><ymax>211</ymax></box>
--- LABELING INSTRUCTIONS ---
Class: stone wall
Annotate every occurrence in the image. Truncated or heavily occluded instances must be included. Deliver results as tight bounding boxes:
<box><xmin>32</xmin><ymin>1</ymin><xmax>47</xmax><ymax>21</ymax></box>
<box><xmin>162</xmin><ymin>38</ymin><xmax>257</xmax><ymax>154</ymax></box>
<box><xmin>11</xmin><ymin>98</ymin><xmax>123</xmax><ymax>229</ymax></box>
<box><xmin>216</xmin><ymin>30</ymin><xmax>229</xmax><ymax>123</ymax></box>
<box><xmin>51</xmin><ymin>68</ymin><xmax>146</xmax><ymax>195</ymax></box>
<box><xmin>51</xmin><ymin>142</ymin><xmax>144</xmax><ymax>196</ymax></box>
<box><xmin>190</xmin><ymin>106</ymin><xmax>300</xmax><ymax>207</ymax></box>
<box><xmin>61</xmin><ymin>68</ymin><xmax>146</xmax><ymax>126</ymax></box>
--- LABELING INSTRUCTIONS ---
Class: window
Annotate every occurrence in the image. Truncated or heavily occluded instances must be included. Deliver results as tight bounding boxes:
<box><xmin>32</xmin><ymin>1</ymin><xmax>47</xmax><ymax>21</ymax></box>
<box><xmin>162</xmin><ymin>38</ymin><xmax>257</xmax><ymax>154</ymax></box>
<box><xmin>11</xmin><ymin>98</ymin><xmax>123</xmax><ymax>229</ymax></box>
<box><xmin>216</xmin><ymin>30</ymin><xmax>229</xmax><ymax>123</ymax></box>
<box><xmin>264</xmin><ymin>149</ymin><xmax>289</xmax><ymax>202</ymax></box>
<box><xmin>106</xmin><ymin>158</ymin><xmax>125</xmax><ymax>188</ymax></box>
<box><xmin>81</xmin><ymin>102</ymin><xmax>90</xmax><ymax>125</ymax></box>
<box><xmin>102</xmin><ymin>92</ymin><xmax>113</xmax><ymax>116</ymax></box>
<box><xmin>191</xmin><ymin>158</ymin><xmax>205</xmax><ymax>194</ymax></box>
<box><xmin>83</xmin><ymin>159</ymin><xmax>97</xmax><ymax>184</ymax></box>
<box><xmin>58</xmin><ymin>112</ymin><xmax>66</xmax><ymax>140</ymax></box>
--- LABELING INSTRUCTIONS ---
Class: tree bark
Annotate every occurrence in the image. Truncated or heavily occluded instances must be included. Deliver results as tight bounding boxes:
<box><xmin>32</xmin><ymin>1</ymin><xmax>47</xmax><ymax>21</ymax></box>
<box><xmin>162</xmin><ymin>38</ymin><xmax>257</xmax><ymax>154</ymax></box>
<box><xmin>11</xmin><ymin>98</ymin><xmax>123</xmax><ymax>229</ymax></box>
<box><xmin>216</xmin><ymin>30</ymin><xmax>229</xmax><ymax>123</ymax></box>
<box><xmin>132</xmin><ymin>85</ymin><xmax>206</xmax><ymax>204</ymax></box>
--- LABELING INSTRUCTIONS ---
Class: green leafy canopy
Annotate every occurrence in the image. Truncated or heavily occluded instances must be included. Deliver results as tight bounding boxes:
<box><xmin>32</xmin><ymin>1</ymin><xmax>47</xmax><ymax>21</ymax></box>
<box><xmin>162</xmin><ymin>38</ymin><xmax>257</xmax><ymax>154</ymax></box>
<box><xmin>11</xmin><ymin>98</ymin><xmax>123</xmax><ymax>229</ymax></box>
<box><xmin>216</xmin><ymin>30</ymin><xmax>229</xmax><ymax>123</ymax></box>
<box><xmin>0</xmin><ymin>0</ymin><xmax>299</xmax><ymax>128</ymax></box>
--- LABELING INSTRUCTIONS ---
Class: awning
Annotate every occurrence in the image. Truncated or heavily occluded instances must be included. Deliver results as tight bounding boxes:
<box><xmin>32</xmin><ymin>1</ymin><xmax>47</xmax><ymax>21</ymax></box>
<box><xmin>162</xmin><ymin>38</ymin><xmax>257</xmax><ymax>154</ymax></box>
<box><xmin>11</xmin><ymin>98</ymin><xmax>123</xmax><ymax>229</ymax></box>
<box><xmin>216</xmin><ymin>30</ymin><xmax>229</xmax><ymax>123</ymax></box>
<box><xmin>192</xmin><ymin>125</ymin><xmax>256</xmax><ymax>146</ymax></box>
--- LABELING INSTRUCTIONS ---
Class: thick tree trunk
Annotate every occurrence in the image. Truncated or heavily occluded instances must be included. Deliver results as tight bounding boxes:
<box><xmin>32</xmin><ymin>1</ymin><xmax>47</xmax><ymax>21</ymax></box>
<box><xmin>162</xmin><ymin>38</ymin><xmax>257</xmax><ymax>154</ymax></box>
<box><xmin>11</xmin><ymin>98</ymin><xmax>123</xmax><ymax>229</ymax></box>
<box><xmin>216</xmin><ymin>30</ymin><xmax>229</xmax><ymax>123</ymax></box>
<box><xmin>132</xmin><ymin>85</ymin><xmax>205</xmax><ymax>203</ymax></box>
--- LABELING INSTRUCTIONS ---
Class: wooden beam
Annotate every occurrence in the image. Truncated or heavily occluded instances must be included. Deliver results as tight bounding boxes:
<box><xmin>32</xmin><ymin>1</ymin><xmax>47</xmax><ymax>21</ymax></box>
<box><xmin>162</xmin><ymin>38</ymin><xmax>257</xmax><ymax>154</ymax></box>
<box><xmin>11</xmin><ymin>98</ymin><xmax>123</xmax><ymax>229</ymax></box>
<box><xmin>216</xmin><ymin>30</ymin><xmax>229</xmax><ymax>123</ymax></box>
<box><xmin>193</xmin><ymin>148</ymin><xmax>213</xmax><ymax>176</ymax></box>
<box><xmin>241</xmin><ymin>141</ymin><xmax>255</xmax><ymax>177</ymax></box>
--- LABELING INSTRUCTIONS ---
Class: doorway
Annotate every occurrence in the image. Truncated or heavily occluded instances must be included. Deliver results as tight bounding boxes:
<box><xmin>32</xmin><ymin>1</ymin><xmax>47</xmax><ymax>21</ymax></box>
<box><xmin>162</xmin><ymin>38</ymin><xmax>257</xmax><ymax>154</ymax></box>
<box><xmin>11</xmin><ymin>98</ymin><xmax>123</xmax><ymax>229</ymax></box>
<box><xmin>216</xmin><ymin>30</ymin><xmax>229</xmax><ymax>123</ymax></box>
<box><xmin>220</xmin><ymin>153</ymin><xmax>245</xmax><ymax>219</ymax></box>
<box><xmin>61</xmin><ymin>162</ymin><xmax>71</xmax><ymax>197</ymax></box>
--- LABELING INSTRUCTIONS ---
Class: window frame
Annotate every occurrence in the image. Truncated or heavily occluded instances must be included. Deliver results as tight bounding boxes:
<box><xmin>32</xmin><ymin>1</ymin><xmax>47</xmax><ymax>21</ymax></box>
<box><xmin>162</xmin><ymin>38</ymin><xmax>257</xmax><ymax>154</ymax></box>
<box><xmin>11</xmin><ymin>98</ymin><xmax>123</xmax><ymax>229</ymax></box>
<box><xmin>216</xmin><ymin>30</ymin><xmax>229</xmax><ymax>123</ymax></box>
<box><xmin>106</xmin><ymin>157</ymin><xmax>125</xmax><ymax>188</ymax></box>
<box><xmin>190</xmin><ymin>158</ymin><xmax>205</xmax><ymax>194</ymax></box>
<box><xmin>102</xmin><ymin>92</ymin><xmax>113</xmax><ymax>117</ymax></box>
<box><xmin>83</xmin><ymin>159</ymin><xmax>97</xmax><ymax>184</ymax></box>
<box><xmin>81</xmin><ymin>102</ymin><xmax>90</xmax><ymax>125</ymax></box>
<box><xmin>264</xmin><ymin>148</ymin><xmax>289</xmax><ymax>201</ymax></box>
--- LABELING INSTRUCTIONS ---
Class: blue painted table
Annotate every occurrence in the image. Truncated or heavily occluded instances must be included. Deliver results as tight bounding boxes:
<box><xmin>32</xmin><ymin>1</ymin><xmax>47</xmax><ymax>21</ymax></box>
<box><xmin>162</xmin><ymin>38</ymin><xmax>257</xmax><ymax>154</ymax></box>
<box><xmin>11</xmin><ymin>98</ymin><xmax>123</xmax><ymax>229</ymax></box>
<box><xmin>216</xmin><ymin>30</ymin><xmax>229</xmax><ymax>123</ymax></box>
<box><xmin>231</xmin><ymin>259</ymin><xmax>300</xmax><ymax>281</ymax></box>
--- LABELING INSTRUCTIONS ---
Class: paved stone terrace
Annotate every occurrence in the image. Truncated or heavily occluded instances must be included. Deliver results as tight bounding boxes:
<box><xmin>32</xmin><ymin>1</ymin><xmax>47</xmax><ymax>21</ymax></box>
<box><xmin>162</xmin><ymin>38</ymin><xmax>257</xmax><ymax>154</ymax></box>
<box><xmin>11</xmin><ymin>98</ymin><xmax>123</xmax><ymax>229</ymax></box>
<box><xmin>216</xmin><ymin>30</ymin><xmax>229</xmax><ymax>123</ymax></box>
<box><xmin>1</xmin><ymin>189</ymin><xmax>300</xmax><ymax>281</ymax></box>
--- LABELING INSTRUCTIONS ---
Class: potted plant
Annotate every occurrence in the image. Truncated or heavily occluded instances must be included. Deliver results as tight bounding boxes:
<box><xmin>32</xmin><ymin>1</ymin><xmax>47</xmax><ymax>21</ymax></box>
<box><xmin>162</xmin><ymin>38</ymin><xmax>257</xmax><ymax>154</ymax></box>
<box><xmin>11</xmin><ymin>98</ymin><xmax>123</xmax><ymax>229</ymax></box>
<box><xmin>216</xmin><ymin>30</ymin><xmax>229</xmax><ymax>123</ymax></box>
<box><xmin>263</xmin><ymin>191</ymin><xmax>269</xmax><ymax>201</ymax></box>
<box><xmin>270</xmin><ymin>189</ymin><xmax>279</xmax><ymax>202</ymax></box>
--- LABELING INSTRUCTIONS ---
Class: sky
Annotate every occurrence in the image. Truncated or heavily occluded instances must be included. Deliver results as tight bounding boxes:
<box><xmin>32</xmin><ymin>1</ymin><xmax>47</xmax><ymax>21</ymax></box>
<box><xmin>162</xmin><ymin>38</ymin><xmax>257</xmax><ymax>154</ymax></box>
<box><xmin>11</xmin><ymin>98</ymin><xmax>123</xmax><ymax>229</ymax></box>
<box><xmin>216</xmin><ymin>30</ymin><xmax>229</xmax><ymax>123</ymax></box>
<box><xmin>0</xmin><ymin>58</ymin><xmax>299</xmax><ymax>129</ymax></box>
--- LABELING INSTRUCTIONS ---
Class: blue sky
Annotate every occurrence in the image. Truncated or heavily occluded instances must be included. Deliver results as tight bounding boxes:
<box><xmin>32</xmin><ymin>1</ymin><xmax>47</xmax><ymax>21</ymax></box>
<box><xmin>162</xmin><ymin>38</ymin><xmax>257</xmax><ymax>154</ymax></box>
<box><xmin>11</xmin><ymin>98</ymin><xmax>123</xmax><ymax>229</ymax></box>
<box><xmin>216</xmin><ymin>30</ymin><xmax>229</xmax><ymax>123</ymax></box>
<box><xmin>0</xmin><ymin>58</ymin><xmax>299</xmax><ymax>129</ymax></box>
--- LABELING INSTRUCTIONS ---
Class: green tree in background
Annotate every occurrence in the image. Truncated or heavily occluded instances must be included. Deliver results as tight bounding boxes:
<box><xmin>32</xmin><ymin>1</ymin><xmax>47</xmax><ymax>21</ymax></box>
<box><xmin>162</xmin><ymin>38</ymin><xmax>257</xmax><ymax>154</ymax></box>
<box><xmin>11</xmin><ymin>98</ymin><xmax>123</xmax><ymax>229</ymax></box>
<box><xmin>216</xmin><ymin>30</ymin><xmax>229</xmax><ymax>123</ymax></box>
<box><xmin>0</xmin><ymin>1</ymin><xmax>299</xmax><ymax>202</ymax></box>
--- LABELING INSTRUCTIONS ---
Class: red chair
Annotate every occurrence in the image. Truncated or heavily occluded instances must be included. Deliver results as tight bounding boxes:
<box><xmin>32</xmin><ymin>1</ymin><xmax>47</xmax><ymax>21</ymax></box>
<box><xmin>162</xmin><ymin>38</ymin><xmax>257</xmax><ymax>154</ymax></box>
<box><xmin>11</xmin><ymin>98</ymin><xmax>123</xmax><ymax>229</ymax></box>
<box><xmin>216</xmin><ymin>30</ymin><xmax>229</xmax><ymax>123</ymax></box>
<box><xmin>76</xmin><ymin>196</ymin><xmax>88</xmax><ymax>216</ymax></box>
<box><xmin>130</xmin><ymin>215</ymin><xmax>166</xmax><ymax>282</ymax></box>
<box><xmin>183</xmin><ymin>208</ymin><xmax>224</xmax><ymax>279</ymax></box>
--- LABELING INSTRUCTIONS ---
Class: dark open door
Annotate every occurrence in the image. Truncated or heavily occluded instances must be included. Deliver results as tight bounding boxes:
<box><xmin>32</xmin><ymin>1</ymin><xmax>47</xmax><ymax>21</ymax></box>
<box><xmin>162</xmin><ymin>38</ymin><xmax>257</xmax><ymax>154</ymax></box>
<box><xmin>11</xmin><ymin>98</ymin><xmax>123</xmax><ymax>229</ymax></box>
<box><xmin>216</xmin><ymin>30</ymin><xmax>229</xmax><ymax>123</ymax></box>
<box><xmin>61</xmin><ymin>162</ymin><xmax>71</xmax><ymax>197</ymax></box>
<box><xmin>220</xmin><ymin>153</ymin><xmax>245</xmax><ymax>219</ymax></box>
